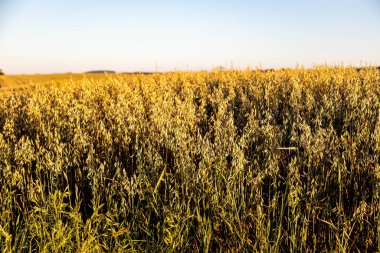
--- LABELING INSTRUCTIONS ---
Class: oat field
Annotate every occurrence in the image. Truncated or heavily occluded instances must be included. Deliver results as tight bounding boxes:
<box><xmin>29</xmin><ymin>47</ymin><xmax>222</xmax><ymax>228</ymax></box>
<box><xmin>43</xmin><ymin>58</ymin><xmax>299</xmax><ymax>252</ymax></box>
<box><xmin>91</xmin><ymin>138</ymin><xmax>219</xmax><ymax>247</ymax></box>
<box><xmin>0</xmin><ymin>73</ymin><xmax>116</xmax><ymax>95</ymax></box>
<box><xmin>0</xmin><ymin>66</ymin><xmax>379</xmax><ymax>252</ymax></box>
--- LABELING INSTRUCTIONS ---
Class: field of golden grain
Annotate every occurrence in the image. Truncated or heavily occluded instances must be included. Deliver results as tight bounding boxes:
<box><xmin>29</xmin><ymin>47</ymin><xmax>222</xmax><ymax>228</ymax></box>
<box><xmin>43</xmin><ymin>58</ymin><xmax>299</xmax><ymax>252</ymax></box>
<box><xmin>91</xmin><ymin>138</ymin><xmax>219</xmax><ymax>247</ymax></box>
<box><xmin>0</xmin><ymin>67</ymin><xmax>379</xmax><ymax>252</ymax></box>
<box><xmin>0</xmin><ymin>73</ymin><xmax>117</xmax><ymax>94</ymax></box>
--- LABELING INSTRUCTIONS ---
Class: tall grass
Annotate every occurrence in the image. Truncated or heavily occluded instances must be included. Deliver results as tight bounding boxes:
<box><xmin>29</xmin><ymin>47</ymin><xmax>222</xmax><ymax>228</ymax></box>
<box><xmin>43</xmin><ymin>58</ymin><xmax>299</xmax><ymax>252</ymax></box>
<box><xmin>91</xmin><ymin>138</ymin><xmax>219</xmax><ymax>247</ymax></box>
<box><xmin>0</xmin><ymin>66</ymin><xmax>379</xmax><ymax>252</ymax></box>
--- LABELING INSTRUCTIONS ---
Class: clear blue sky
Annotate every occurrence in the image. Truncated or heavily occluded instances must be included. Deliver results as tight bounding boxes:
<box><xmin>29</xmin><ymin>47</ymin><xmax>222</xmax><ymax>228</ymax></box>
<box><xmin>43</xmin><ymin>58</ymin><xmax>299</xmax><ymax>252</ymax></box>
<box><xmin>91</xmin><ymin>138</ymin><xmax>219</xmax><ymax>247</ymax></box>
<box><xmin>0</xmin><ymin>0</ymin><xmax>379</xmax><ymax>74</ymax></box>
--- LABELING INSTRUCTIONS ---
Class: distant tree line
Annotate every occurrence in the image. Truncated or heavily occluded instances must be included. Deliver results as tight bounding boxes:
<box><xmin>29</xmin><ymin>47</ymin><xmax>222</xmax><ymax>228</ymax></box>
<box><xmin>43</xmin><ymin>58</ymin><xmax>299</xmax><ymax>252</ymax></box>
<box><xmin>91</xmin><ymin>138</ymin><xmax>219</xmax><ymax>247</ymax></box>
<box><xmin>85</xmin><ymin>70</ymin><xmax>116</xmax><ymax>74</ymax></box>
<box><xmin>0</xmin><ymin>69</ymin><xmax>4</xmax><ymax>75</ymax></box>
